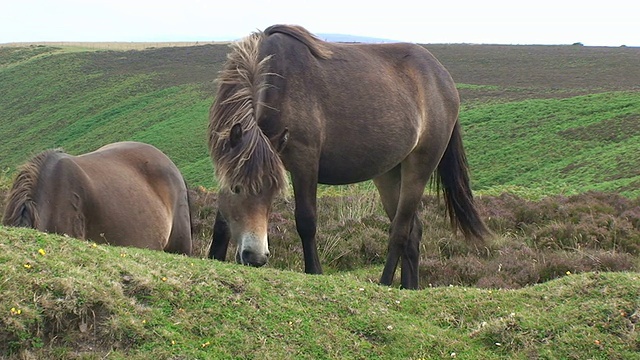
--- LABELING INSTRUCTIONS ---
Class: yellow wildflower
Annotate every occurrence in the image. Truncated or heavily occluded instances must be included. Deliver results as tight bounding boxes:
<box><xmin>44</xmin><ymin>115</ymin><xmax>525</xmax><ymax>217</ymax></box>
<box><xmin>38</xmin><ymin>248</ymin><xmax>46</xmax><ymax>256</ymax></box>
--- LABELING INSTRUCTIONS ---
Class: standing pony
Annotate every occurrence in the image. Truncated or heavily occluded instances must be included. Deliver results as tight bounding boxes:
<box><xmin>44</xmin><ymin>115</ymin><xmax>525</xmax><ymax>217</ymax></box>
<box><xmin>208</xmin><ymin>24</ymin><xmax>489</xmax><ymax>289</ymax></box>
<box><xmin>3</xmin><ymin>141</ymin><xmax>192</xmax><ymax>255</ymax></box>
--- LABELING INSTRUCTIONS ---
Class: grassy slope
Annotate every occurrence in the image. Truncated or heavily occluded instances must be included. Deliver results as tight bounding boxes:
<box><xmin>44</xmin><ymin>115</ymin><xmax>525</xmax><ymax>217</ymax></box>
<box><xmin>1</xmin><ymin>43</ymin><xmax>639</xmax><ymax>359</ymax></box>
<box><xmin>1</xmin><ymin>226</ymin><xmax>638</xmax><ymax>359</ymax></box>
<box><xmin>463</xmin><ymin>91</ymin><xmax>640</xmax><ymax>197</ymax></box>
<box><xmin>0</xmin><ymin>45</ymin><xmax>217</xmax><ymax>187</ymax></box>
<box><xmin>1</xmin><ymin>44</ymin><xmax>640</xmax><ymax>194</ymax></box>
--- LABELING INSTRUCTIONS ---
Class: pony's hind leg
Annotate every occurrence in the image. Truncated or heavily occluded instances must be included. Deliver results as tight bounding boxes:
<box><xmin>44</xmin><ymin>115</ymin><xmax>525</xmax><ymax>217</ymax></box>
<box><xmin>166</xmin><ymin>222</ymin><xmax>193</xmax><ymax>255</ymax></box>
<box><xmin>375</xmin><ymin>166</ymin><xmax>425</xmax><ymax>288</ymax></box>
<box><xmin>384</xmin><ymin>153</ymin><xmax>440</xmax><ymax>289</ymax></box>
<box><xmin>400</xmin><ymin>215</ymin><xmax>423</xmax><ymax>288</ymax></box>
<box><xmin>164</xmin><ymin>201</ymin><xmax>193</xmax><ymax>255</ymax></box>
<box><xmin>373</xmin><ymin>166</ymin><xmax>402</xmax><ymax>286</ymax></box>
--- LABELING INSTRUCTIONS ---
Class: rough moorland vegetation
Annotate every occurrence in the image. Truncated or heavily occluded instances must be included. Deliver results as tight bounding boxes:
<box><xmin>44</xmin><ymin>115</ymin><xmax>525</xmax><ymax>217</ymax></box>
<box><xmin>0</xmin><ymin>42</ymin><xmax>638</xmax><ymax>358</ymax></box>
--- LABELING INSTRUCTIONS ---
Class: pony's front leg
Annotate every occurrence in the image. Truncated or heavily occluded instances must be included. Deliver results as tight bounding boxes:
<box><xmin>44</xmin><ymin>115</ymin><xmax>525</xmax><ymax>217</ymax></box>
<box><xmin>208</xmin><ymin>210</ymin><xmax>230</xmax><ymax>260</ymax></box>
<box><xmin>292</xmin><ymin>173</ymin><xmax>322</xmax><ymax>274</ymax></box>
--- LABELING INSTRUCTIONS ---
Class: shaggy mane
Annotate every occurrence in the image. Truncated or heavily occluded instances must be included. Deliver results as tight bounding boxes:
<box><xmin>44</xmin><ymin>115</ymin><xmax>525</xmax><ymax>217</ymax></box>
<box><xmin>2</xmin><ymin>149</ymin><xmax>62</xmax><ymax>227</ymax></box>
<box><xmin>207</xmin><ymin>31</ymin><xmax>287</xmax><ymax>195</ymax></box>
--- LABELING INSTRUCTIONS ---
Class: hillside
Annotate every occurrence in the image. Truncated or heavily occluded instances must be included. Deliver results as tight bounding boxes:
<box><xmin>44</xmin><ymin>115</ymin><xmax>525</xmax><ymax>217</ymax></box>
<box><xmin>1</xmin><ymin>226</ymin><xmax>638</xmax><ymax>359</ymax></box>
<box><xmin>1</xmin><ymin>42</ymin><xmax>639</xmax><ymax>359</ymax></box>
<box><xmin>0</xmin><ymin>43</ymin><xmax>639</xmax><ymax>195</ymax></box>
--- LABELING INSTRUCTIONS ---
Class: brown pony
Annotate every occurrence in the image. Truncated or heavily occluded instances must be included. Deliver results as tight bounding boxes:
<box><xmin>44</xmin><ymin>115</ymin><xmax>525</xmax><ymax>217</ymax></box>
<box><xmin>208</xmin><ymin>24</ymin><xmax>489</xmax><ymax>289</ymax></box>
<box><xmin>2</xmin><ymin>141</ymin><xmax>192</xmax><ymax>255</ymax></box>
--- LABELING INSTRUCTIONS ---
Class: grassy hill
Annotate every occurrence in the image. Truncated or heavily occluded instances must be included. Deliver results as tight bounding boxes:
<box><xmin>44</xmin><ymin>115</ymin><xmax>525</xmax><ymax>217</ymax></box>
<box><xmin>463</xmin><ymin>91</ymin><xmax>640</xmax><ymax>197</ymax></box>
<box><xmin>1</xmin><ymin>43</ymin><xmax>639</xmax><ymax>195</ymax></box>
<box><xmin>1</xmin><ymin>226</ymin><xmax>638</xmax><ymax>359</ymax></box>
<box><xmin>0</xmin><ymin>44</ymin><xmax>222</xmax><ymax>186</ymax></box>
<box><xmin>1</xmin><ymin>42</ymin><xmax>639</xmax><ymax>358</ymax></box>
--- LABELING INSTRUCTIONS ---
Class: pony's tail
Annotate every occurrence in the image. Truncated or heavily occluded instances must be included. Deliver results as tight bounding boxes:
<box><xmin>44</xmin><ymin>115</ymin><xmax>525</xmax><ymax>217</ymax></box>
<box><xmin>2</xmin><ymin>171</ymin><xmax>40</xmax><ymax>228</ymax></box>
<box><xmin>436</xmin><ymin>120</ymin><xmax>490</xmax><ymax>245</ymax></box>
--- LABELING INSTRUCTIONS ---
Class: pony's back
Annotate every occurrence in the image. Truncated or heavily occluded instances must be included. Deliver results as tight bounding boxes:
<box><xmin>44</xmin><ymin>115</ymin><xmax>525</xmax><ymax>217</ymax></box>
<box><xmin>2</xmin><ymin>143</ymin><xmax>192</xmax><ymax>255</ymax></box>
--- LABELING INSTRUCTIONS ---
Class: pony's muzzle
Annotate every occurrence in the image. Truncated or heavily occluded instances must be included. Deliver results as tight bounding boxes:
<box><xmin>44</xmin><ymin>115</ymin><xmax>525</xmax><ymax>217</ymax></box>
<box><xmin>238</xmin><ymin>249</ymin><xmax>269</xmax><ymax>267</ymax></box>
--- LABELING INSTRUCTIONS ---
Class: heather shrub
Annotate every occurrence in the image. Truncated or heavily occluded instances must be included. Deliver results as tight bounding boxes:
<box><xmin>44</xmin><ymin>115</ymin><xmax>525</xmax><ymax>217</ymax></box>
<box><xmin>475</xmin><ymin>275</ymin><xmax>520</xmax><ymax>289</ymax></box>
<box><xmin>418</xmin><ymin>245</ymin><xmax>636</xmax><ymax>289</ymax></box>
<box><xmin>578</xmin><ymin>250</ymin><xmax>637</xmax><ymax>272</ymax></box>
<box><xmin>476</xmin><ymin>193</ymin><xmax>520</xmax><ymax>233</ymax></box>
<box><xmin>419</xmin><ymin>257</ymin><xmax>468</xmax><ymax>287</ymax></box>
<box><xmin>2</xmin><ymin>183</ymin><xmax>638</xmax><ymax>290</ymax></box>
<box><xmin>479</xmin><ymin>191</ymin><xmax>640</xmax><ymax>253</ymax></box>
<box><xmin>154</xmin><ymin>188</ymin><xmax>640</xmax><ymax>289</ymax></box>
<box><xmin>188</xmin><ymin>187</ymin><xmax>219</xmax><ymax>258</ymax></box>
<box><xmin>484</xmin><ymin>244</ymin><xmax>541</xmax><ymax>287</ymax></box>
<box><xmin>621</xmin><ymin>207</ymin><xmax>640</xmax><ymax>230</ymax></box>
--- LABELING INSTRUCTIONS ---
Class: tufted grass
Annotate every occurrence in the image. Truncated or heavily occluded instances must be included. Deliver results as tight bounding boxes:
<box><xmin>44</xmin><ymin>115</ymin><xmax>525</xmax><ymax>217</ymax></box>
<box><xmin>1</xmin><ymin>226</ymin><xmax>638</xmax><ymax>359</ymax></box>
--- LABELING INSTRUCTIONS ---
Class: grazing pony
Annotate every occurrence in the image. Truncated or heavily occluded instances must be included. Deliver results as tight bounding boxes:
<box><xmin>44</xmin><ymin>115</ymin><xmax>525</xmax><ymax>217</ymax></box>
<box><xmin>2</xmin><ymin>141</ymin><xmax>192</xmax><ymax>255</ymax></box>
<box><xmin>208</xmin><ymin>24</ymin><xmax>489</xmax><ymax>288</ymax></box>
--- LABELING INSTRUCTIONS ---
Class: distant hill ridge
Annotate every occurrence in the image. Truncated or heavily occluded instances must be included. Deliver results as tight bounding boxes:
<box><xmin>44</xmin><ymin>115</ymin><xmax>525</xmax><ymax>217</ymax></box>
<box><xmin>317</xmin><ymin>33</ymin><xmax>400</xmax><ymax>43</ymax></box>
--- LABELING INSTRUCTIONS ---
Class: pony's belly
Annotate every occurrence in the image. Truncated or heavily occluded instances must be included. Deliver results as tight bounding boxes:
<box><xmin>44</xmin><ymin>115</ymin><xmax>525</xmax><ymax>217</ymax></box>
<box><xmin>317</xmin><ymin>156</ymin><xmax>401</xmax><ymax>185</ymax></box>
<box><xmin>315</xmin><ymin>130</ymin><xmax>416</xmax><ymax>185</ymax></box>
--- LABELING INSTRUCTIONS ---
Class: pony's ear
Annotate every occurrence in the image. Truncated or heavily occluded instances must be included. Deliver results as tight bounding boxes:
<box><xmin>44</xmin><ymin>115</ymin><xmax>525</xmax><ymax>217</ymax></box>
<box><xmin>273</xmin><ymin>127</ymin><xmax>289</xmax><ymax>153</ymax></box>
<box><xmin>229</xmin><ymin>123</ymin><xmax>243</xmax><ymax>148</ymax></box>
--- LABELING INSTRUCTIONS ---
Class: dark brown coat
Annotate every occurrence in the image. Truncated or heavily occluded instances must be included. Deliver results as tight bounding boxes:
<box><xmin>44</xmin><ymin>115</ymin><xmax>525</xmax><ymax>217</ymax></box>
<box><xmin>208</xmin><ymin>25</ymin><xmax>489</xmax><ymax>288</ymax></box>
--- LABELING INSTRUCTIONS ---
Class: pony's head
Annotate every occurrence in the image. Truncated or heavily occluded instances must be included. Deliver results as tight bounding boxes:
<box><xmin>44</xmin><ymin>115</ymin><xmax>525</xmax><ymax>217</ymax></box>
<box><xmin>208</xmin><ymin>30</ymin><xmax>291</xmax><ymax>267</ymax></box>
<box><xmin>215</xmin><ymin>123</ymin><xmax>289</xmax><ymax>267</ymax></box>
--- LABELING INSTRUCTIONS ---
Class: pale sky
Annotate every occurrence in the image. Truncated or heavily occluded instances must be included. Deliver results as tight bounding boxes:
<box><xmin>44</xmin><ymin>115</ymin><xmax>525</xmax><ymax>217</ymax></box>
<box><xmin>1</xmin><ymin>0</ymin><xmax>638</xmax><ymax>46</ymax></box>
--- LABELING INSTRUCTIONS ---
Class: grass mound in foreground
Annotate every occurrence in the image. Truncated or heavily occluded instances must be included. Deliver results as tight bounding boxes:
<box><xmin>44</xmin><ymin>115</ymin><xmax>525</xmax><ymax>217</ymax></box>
<box><xmin>1</xmin><ymin>226</ymin><xmax>638</xmax><ymax>359</ymax></box>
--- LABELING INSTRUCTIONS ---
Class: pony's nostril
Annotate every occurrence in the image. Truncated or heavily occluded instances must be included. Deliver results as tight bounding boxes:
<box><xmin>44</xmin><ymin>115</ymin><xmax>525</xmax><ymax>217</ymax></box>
<box><xmin>242</xmin><ymin>250</ymin><xmax>268</xmax><ymax>267</ymax></box>
<box><xmin>241</xmin><ymin>249</ymin><xmax>251</xmax><ymax>262</ymax></box>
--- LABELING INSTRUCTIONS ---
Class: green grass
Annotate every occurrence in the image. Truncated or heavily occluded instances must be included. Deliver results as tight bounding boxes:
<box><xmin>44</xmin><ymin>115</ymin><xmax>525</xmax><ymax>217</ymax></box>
<box><xmin>1</xmin><ymin>43</ymin><xmax>639</xmax><ymax>358</ymax></box>
<box><xmin>0</xmin><ymin>45</ymin><xmax>61</xmax><ymax>67</ymax></box>
<box><xmin>0</xmin><ymin>47</ymin><xmax>215</xmax><ymax>187</ymax></box>
<box><xmin>1</xmin><ymin>226</ymin><xmax>638</xmax><ymax>359</ymax></box>
<box><xmin>1</xmin><ymin>44</ymin><xmax>639</xmax><ymax>195</ymax></box>
<box><xmin>462</xmin><ymin>91</ymin><xmax>640</xmax><ymax>197</ymax></box>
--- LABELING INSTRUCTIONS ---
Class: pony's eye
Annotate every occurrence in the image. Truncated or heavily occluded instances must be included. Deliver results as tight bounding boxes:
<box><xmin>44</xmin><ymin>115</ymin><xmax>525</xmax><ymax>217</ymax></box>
<box><xmin>231</xmin><ymin>185</ymin><xmax>241</xmax><ymax>194</ymax></box>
